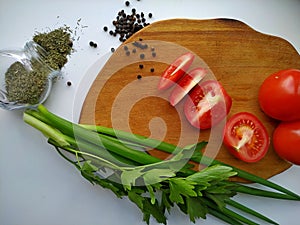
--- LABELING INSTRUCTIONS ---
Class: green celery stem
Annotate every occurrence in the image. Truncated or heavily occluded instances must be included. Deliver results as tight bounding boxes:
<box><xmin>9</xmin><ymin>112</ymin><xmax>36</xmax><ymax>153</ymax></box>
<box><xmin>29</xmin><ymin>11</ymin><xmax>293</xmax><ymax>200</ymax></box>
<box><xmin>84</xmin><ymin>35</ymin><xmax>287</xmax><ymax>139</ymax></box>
<box><xmin>81</xmin><ymin>124</ymin><xmax>300</xmax><ymax>200</ymax></box>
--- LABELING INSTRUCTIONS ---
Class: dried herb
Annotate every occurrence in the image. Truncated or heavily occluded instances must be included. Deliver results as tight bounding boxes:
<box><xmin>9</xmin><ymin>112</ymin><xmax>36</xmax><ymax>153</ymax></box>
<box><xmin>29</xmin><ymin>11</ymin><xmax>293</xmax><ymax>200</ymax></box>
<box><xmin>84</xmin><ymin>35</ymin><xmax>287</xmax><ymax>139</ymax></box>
<box><xmin>4</xmin><ymin>27</ymin><xmax>73</xmax><ymax>105</ymax></box>
<box><xmin>5</xmin><ymin>61</ymin><xmax>49</xmax><ymax>104</ymax></box>
<box><xmin>33</xmin><ymin>27</ymin><xmax>73</xmax><ymax>70</ymax></box>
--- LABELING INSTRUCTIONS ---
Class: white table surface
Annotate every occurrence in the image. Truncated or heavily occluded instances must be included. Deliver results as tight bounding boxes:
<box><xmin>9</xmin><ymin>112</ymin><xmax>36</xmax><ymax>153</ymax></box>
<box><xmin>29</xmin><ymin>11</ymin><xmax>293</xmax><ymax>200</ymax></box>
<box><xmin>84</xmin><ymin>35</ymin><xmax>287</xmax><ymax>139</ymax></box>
<box><xmin>1</xmin><ymin>0</ymin><xmax>300</xmax><ymax>225</ymax></box>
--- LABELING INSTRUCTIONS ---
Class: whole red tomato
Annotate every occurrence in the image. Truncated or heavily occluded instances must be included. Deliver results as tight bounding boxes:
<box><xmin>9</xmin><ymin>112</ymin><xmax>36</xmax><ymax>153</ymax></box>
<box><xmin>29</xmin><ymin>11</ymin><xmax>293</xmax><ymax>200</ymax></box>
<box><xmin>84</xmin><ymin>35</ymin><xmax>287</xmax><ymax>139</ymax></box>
<box><xmin>258</xmin><ymin>69</ymin><xmax>300</xmax><ymax>121</ymax></box>
<box><xmin>273</xmin><ymin>121</ymin><xmax>300</xmax><ymax>165</ymax></box>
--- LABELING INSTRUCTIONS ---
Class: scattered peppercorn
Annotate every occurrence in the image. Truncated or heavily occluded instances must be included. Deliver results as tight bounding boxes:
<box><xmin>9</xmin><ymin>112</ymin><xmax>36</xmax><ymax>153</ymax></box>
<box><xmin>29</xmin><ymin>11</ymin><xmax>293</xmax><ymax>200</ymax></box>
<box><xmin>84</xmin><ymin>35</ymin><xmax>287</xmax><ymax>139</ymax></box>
<box><xmin>150</xmin><ymin>68</ymin><xmax>155</xmax><ymax>72</ymax></box>
<box><xmin>148</xmin><ymin>13</ymin><xmax>153</xmax><ymax>18</ymax></box>
<box><xmin>89</xmin><ymin>41</ymin><xmax>97</xmax><ymax>48</ymax></box>
<box><xmin>67</xmin><ymin>81</ymin><xmax>72</xmax><ymax>86</ymax></box>
<box><xmin>139</xmin><ymin>64</ymin><xmax>144</xmax><ymax>69</ymax></box>
<box><xmin>111</xmin><ymin>47</ymin><xmax>115</xmax><ymax>53</ymax></box>
<box><xmin>137</xmin><ymin>74</ymin><xmax>142</xmax><ymax>79</ymax></box>
<box><xmin>132</xmin><ymin>41</ymin><xmax>148</xmax><ymax>49</ymax></box>
<box><xmin>125</xmin><ymin>1</ymin><xmax>130</xmax><ymax>6</ymax></box>
<box><xmin>103</xmin><ymin>26</ymin><xmax>108</xmax><ymax>32</ymax></box>
<box><xmin>140</xmin><ymin>53</ymin><xmax>145</xmax><ymax>59</ymax></box>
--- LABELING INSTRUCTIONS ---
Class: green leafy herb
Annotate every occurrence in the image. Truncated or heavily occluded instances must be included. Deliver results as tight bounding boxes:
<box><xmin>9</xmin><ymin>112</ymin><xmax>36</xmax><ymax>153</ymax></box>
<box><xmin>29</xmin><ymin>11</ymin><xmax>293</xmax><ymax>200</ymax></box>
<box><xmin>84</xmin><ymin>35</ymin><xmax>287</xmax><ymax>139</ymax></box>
<box><xmin>23</xmin><ymin>105</ymin><xmax>300</xmax><ymax>225</ymax></box>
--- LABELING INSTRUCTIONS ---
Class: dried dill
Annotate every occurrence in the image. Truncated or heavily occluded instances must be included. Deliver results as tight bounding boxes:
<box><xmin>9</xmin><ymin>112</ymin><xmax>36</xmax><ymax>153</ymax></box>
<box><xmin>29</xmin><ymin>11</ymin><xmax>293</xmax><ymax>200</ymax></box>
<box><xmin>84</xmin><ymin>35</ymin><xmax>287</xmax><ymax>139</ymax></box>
<box><xmin>4</xmin><ymin>27</ymin><xmax>73</xmax><ymax>105</ymax></box>
<box><xmin>5</xmin><ymin>60</ymin><xmax>49</xmax><ymax>104</ymax></box>
<box><xmin>33</xmin><ymin>27</ymin><xmax>73</xmax><ymax>70</ymax></box>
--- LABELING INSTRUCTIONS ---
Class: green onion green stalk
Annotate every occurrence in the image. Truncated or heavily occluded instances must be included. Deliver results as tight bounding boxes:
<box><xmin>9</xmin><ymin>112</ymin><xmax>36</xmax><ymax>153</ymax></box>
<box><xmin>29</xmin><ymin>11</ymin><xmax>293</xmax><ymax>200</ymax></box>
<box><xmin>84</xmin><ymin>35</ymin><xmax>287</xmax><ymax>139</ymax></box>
<box><xmin>23</xmin><ymin>104</ymin><xmax>299</xmax><ymax>225</ymax></box>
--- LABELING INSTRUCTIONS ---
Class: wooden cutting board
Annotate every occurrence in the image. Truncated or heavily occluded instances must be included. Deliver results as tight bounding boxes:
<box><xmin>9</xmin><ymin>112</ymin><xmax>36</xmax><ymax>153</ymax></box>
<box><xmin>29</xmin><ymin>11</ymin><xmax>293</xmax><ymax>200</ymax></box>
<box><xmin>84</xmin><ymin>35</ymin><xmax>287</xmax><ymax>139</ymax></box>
<box><xmin>80</xmin><ymin>19</ymin><xmax>300</xmax><ymax>181</ymax></box>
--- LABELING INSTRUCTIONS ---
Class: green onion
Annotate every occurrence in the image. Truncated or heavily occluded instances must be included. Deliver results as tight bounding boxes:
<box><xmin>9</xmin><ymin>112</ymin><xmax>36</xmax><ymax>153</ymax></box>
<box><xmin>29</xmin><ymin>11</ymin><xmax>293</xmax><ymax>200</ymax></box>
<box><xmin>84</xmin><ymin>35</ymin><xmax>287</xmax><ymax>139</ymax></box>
<box><xmin>80</xmin><ymin>122</ymin><xmax>300</xmax><ymax>200</ymax></box>
<box><xmin>23</xmin><ymin>105</ymin><xmax>299</xmax><ymax>225</ymax></box>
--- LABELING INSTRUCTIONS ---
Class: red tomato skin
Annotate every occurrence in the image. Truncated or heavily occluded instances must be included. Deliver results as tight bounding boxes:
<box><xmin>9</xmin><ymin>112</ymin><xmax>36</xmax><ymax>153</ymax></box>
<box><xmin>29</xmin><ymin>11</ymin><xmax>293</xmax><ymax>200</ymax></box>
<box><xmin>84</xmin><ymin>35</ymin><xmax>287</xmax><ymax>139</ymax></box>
<box><xmin>273</xmin><ymin>121</ymin><xmax>300</xmax><ymax>165</ymax></box>
<box><xmin>223</xmin><ymin>112</ymin><xmax>270</xmax><ymax>163</ymax></box>
<box><xmin>258</xmin><ymin>69</ymin><xmax>300</xmax><ymax>121</ymax></box>
<box><xmin>169</xmin><ymin>67</ymin><xmax>207</xmax><ymax>106</ymax></box>
<box><xmin>184</xmin><ymin>80</ymin><xmax>232</xmax><ymax>129</ymax></box>
<box><xmin>158</xmin><ymin>52</ymin><xmax>195</xmax><ymax>90</ymax></box>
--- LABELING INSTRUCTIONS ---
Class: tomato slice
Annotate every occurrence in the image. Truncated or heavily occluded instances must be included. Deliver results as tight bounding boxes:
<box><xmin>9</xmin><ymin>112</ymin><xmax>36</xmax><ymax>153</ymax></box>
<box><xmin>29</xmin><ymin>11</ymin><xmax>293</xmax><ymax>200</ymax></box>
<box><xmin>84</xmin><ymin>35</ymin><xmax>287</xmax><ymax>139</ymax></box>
<box><xmin>184</xmin><ymin>80</ymin><xmax>232</xmax><ymax>129</ymax></box>
<box><xmin>169</xmin><ymin>67</ymin><xmax>207</xmax><ymax>106</ymax></box>
<box><xmin>158</xmin><ymin>52</ymin><xmax>194</xmax><ymax>90</ymax></box>
<box><xmin>223</xmin><ymin>112</ymin><xmax>270</xmax><ymax>163</ymax></box>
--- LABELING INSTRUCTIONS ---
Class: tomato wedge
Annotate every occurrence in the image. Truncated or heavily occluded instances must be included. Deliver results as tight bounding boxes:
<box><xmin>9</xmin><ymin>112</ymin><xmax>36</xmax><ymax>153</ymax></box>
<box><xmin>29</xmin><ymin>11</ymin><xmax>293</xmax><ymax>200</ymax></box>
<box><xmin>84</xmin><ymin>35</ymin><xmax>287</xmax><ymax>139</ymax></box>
<box><xmin>184</xmin><ymin>80</ymin><xmax>232</xmax><ymax>129</ymax></box>
<box><xmin>169</xmin><ymin>67</ymin><xmax>207</xmax><ymax>106</ymax></box>
<box><xmin>223</xmin><ymin>112</ymin><xmax>270</xmax><ymax>163</ymax></box>
<box><xmin>158</xmin><ymin>52</ymin><xmax>195</xmax><ymax>90</ymax></box>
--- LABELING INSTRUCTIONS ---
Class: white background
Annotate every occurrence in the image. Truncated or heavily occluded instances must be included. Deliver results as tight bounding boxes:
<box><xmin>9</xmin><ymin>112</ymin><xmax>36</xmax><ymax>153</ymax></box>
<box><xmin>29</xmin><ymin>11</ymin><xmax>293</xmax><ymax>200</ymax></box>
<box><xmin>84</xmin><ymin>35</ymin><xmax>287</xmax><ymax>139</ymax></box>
<box><xmin>0</xmin><ymin>0</ymin><xmax>300</xmax><ymax>225</ymax></box>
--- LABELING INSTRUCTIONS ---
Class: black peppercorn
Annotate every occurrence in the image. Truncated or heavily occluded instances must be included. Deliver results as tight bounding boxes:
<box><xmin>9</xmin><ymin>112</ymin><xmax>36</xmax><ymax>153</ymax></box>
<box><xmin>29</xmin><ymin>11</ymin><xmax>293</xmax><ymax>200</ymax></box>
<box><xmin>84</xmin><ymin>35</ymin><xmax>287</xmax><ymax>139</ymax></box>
<box><xmin>148</xmin><ymin>13</ymin><xmax>153</xmax><ymax>18</ymax></box>
<box><xmin>89</xmin><ymin>41</ymin><xmax>97</xmax><ymax>48</ymax></box>
<box><xmin>67</xmin><ymin>81</ymin><xmax>72</xmax><ymax>86</ymax></box>
<box><xmin>139</xmin><ymin>64</ymin><xmax>144</xmax><ymax>69</ymax></box>
<box><xmin>111</xmin><ymin>47</ymin><xmax>115</xmax><ymax>53</ymax></box>
<box><xmin>150</xmin><ymin>68</ymin><xmax>155</xmax><ymax>72</ymax></box>
<box><xmin>125</xmin><ymin>1</ymin><xmax>130</xmax><ymax>6</ymax></box>
<box><xmin>137</xmin><ymin>75</ymin><xmax>142</xmax><ymax>79</ymax></box>
<box><xmin>103</xmin><ymin>26</ymin><xmax>108</xmax><ymax>32</ymax></box>
<box><xmin>140</xmin><ymin>53</ymin><xmax>145</xmax><ymax>59</ymax></box>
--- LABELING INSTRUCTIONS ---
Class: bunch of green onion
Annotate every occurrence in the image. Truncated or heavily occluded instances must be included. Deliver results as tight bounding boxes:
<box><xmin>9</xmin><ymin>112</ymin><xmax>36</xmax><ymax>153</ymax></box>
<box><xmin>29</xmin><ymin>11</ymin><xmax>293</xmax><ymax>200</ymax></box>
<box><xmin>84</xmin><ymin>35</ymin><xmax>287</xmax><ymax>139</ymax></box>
<box><xmin>23</xmin><ymin>105</ymin><xmax>300</xmax><ymax>225</ymax></box>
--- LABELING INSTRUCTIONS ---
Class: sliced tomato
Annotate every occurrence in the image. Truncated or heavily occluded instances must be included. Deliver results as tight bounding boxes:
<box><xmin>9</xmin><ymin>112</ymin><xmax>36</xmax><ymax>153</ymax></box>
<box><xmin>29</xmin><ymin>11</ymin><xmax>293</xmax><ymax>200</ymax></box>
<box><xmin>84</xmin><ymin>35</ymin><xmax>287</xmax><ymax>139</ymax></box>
<box><xmin>169</xmin><ymin>67</ymin><xmax>207</xmax><ymax>106</ymax></box>
<box><xmin>184</xmin><ymin>80</ymin><xmax>232</xmax><ymax>129</ymax></box>
<box><xmin>158</xmin><ymin>52</ymin><xmax>195</xmax><ymax>90</ymax></box>
<box><xmin>223</xmin><ymin>112</ymin><xmax>270</xmax><ymax>163</ymax></box>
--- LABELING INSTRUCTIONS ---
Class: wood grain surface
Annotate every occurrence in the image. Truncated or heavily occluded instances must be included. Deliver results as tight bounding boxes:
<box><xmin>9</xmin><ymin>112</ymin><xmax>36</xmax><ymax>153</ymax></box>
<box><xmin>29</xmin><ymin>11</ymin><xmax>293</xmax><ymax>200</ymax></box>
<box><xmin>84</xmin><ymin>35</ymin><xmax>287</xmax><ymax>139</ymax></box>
<box><xmin>80</xmin><ymin>19</ymin><xmax>300</xmax><ymax>181</ymax></box>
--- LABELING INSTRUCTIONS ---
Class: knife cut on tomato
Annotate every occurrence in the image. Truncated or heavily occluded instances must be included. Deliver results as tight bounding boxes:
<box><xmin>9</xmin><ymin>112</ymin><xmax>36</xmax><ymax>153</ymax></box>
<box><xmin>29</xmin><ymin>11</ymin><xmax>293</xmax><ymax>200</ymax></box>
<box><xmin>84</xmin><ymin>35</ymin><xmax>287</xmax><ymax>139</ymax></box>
<box><xmin>223</xmin><ymin>112</ymin><xmax>270</xmax><ymax>163</ymax></box>
<box><xmin>169</xmin><ymin>67</ymin><xmax>207</xmax><ymax>106</ymax></box>
<box><xmin>184</xmin><ymin>80</ymin><xmax>232</xmax><ymax>129</ymax></box>
<box><xmin>158</xmin><ymin>52</ymin><xmax>195</xmax><ymax>90</ymax></box>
